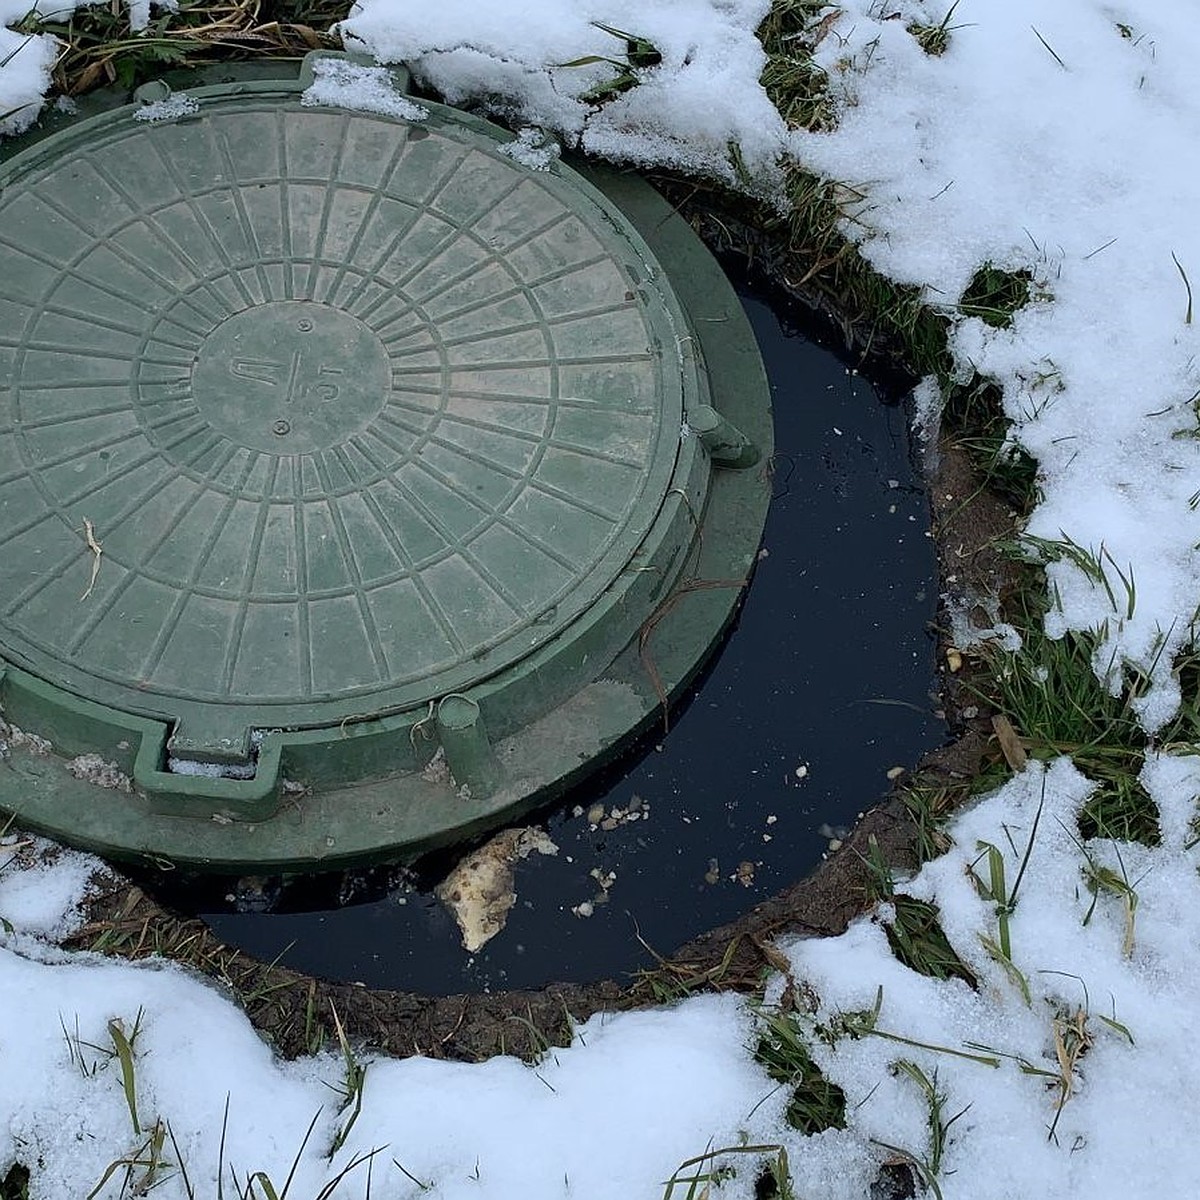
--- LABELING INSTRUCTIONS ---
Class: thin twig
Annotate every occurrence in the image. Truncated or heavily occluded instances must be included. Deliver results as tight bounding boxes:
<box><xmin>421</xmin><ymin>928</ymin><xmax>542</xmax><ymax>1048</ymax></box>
<box><xmin>1172</xmin><ymin>251</ymin><xmax>1194</xmax><ymax>325</ymax></box>
<box><xmin>1031</xmin><ymin>26</ymin><xmax>1067</xmax><ymax>69</ymax></box>
<box><xmin>80</xmin><ymin>517</ymin><xmax>102</xmax><ymax>600</ymax></box>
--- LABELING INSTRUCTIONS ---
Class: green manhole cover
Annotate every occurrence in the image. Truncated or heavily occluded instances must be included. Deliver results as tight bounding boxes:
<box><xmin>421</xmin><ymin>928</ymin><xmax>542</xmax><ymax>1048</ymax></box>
<box><xmin>0</xmin><ymin>59</ymin><xmax>772</xmax><ymax>869</ymax></box>
<box><xmin>1</xmin><ymin>88</ymin><xmax>680</xmax><ymax>750</ymax></box>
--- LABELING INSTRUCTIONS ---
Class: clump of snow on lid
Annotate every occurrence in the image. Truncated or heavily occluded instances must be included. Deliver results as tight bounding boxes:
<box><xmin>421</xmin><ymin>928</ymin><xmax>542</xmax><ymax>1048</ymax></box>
<box><xmin>498</xmin><ymin>126</ymin><xmax>560</xmax><ymax>171</ymax></box>
<box><xmin>133</xmin><ymin>90</ymin><xmax>200</xmax><ymax>122</ymax></box>
<box><xmin>301</xmin><ymin>56</ymin><xmax>427</xmax><ymax>121</ymax></box>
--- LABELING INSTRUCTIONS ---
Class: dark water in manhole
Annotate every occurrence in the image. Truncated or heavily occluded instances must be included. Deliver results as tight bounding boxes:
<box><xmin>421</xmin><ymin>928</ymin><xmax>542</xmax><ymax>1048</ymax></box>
<box><xmin>152</xmin><ymin>283</ymin><xmax>946</xmax><ymax>994</ymax></box>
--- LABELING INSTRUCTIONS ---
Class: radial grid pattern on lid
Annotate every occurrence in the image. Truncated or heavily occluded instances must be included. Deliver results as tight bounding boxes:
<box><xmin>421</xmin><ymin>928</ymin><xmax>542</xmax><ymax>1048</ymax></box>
<box><xmin>0</xmin><ymin>99</ymin><xmax>683</xmax><ymax>735</ymax></box>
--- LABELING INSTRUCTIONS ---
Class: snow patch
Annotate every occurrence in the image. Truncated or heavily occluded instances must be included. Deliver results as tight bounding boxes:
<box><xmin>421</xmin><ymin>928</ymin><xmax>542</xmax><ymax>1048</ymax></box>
<box><xmin>133</xmin><ymin>91</ymin><xmax>199</xmax><ymax>123</ymax></box>
<box><xmin>300</xmin><ymin>56</ymin><xmax>427</xmax><ymax>120</ymax></box>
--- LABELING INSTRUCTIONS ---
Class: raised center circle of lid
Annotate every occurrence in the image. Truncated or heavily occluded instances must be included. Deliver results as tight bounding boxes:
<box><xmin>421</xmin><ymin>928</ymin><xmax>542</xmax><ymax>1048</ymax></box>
<box><xmin>0</xmin><ymin>98</ymin><xmax>688</xmax><ymax>749</ymax></box>
<box><xmin>188</xmin><ymin>302</ymin><xmax>390</xmax><ymax>454</ymax></box>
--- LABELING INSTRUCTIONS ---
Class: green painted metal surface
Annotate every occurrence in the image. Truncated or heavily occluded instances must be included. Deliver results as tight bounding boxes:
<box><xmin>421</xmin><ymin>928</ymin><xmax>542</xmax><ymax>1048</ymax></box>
<box><xmin>0</xmin><ymin>57</ymin><xmax>773</xmax><ymax>869</ymax></box>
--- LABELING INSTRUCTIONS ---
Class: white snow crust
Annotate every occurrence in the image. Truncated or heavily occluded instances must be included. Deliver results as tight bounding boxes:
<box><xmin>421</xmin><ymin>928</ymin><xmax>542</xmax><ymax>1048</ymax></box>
<box><xmin>3</xmin><ymin>0</ymin><xmax>1200</xmax><ymax>1196</ymax></box>
<box><xmin>300</xmin><ymin>55</ymin><xmax>428</xmax><ymax>120</ymax></box>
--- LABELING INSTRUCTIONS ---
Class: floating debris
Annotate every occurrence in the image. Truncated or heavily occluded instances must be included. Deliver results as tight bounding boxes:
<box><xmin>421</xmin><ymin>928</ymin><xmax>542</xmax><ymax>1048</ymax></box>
<box><xmin>572</xmin><ymin>865</ymin><xmax>617</xmax><ymax>915</ymax></box>
<box><xmin>704</xmin><ymin>857</ymin><xmax>721</xmax><ymax>885</ymax></box>
<box><xmin>224</xmin><ymin>876</ymin><xmax>281</xmax><ymax>913</ymax></box>
<box><xmin>733</xmin><ymin>860</ymin><xmax>757</xmax><ymax>887</ymax></box>
<box><xmin>583</xmin><ymin>794</ymin><xmax>648</xmax><ymax>832</ymax></box>
<box><xmin>589</xmin><ymin>867</ymin><xmax>617</xmax><ymax>894</ymax></box>
<box><xmin>817</xmin><ymin>822</ymin><xmax>850</xmax><ymax>841</ymax></box>
<box><xmin>436</xmin><ymin>827</ymin><xmax>558</xmax><ymax>952</ymax></box>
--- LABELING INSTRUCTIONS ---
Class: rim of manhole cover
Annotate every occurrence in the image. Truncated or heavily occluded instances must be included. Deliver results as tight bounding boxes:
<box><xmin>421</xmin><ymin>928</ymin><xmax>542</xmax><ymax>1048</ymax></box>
<box><xmin>0</xmin><ymin>54</ymin><xmax>772</xmax><ymax>871</ymax></box>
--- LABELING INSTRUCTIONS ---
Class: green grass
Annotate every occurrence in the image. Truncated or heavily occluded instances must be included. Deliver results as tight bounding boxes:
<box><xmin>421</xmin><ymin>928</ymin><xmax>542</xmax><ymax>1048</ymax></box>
<box><xmin>559</xmin><ymin>22</ymin><xmax>663</xmax><ymax>107</ymax></box>
<box><xmin>884</xmin><ymin>896</ymin><xmax>978</xmax><ymax>987</ymax></box>
<box><xmin>756</xmin><ymin>0</ymin><xmax>838</xmax><ymax>130</ymax></box>
<box><xmin>871</xmin><ymin>1060</ymin><xmax>968</xmax><ymax>1200</ymax></box>
<box><xmin>858</xmin><ymin>834</ymin><xmax>978</xmax><ymax>986</ymax></box>
<box><xmin>898</xmin><ymin>781</ymin><xmax>958</xmax><ymax>865</ymax></box>
<box><xmin>973</xmin><ymin>614</ymin><xmax>1141</xmax><ymax>753</ymax></box>
<box><xmin>1077</xmin><ymin>766</ymin><xmax>1160</xmax><ymax>845</ymax></box>
<box><xmin>754</xmin><ymin>1010</ymin><xmax>847</xmax><ymax>1134</ymax></box>
<box><xmin>943</xmin><ymin>376</ymin><xmax>1041</xmax><ymax>514</ymax></box>
<box><xmin>908</xmin><ymin>0</ymin><xmax>966</xmax><ymax>57</ymax></box>
<box><xmin>326</xmin><ymin>1002</ymin><xmax>367</xmax><ymax>1156</ymax></box>
<box><xmin>1078</xmin><ymin>841</ymin><xmax>1142</xmax><ymax>955</ymax></box>
<box><xmin>662</xmin><ymin>1143</ymin><xmax>795</xmax><ymax>1200</ymax></box>
<box><xmin>959</xmin><ymin>263</ymin><xmax>1033</xmax><ymax>328</ymax></box>
<box><xmin>14</xmin><ymin>0</ymin><xmax>345</xmax><ymax>96</ymax></box>
<box><xmin>966</xmin><ymin>586</ymin><xmax>1175</xmax><ymax>847</ymax></box>
<box><xmin>0</xmin><ymin>1166</ymin><xmax>28</xmax><ymax>1200</ymax></box>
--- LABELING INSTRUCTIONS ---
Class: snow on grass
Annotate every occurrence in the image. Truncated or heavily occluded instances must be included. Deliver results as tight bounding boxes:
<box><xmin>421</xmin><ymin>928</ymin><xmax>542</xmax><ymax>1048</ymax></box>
<box><xmin>0</xmin><ymin>0</ymin><xmax>157</xmax><ymax>135</ymax></box>
<box><xmin>0</xmin><ymin>20</ymin><xmax>58</xmax><ymax>136</ymax></box>
<box><xmin>788</xmin><ymin>0</ymin><xmax>1200</xmax><ymax>728</ymax></box>
<box><xmin>339</xmin><ymin>0</ymin><xmax>787</xmax><ymax>184</ymax></box>
<box><xmin>0</xmin><ymin>837</ymin><xmax>105</xmax><ymax>940</ymax></box>
<box><xmin>5</xmin><ymin>0</ymin><xmax>1200</xmax><ymax>1195</ymax></box>
<box><xmin>1</xmin><ymin>944</ymin><xmax>345</xmax><ymax>1199</ymax></box>
<box><xmin>1</xmin><ymin>881</ymin><xmax>779</xmax><ymax>1198</ymax></box>
<box><xmin>778</xmin><ymin>759</ymin><xmax>1200</xmax><ymax>1199</ymax></box>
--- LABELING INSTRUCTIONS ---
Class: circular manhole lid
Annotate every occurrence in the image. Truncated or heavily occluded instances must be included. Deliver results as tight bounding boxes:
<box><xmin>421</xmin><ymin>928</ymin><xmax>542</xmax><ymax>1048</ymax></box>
<box><xmin>0</xmin><ymin>85</ymin><xmax>688</xmax><ymax>756</ymax></box>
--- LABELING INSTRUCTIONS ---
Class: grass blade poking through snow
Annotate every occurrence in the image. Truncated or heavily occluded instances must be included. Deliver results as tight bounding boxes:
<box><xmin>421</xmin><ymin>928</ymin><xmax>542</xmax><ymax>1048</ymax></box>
<box><xmin>1172</xmin><ymin>252</ymin><xmax>1194</xmax><ymax>325</ymax></box>
<box><xmin>327</xmin><ymin>1001</ymin><xmax>367</xmax><ymax>1156</ymax></box>
<box><xmin>661</xmin><ymin>1144</ymin><xmax>792</xmax><ymax>1200</ymax></box>
<box><xmin>831</xmin><ymin>988</ymin><xmax>1001</xmax><ymax>1068</ymax></box>
<box><xmin>968</xmin><ymin>774</ymin><xmax>1045</xmax><ymax>996</ymax></box>
<box><xmin>1070</xmin><ymin>833</ymin><xmax>1143</xmax><ymax>957</ymax></box>
<box><xmin>872</xmin><ymin>1060</ymin><xmax>970</xmax><ymax>1200</ymax></box>
<box><xmin>107</xmin><ymin>1010</ymin><xmax>145</xmax><ymax>1136</ymax></box>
